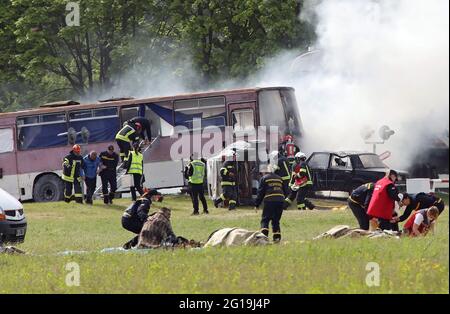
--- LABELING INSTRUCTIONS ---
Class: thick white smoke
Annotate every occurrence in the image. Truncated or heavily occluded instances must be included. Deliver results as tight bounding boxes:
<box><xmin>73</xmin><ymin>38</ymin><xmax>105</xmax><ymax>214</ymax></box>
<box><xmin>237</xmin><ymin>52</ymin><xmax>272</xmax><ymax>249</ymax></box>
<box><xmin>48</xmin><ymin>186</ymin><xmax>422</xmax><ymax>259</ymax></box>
<box><xmin>255</xmin><ymin>0</ymin><xmax>449</xmax><ymax>170</ymax></box>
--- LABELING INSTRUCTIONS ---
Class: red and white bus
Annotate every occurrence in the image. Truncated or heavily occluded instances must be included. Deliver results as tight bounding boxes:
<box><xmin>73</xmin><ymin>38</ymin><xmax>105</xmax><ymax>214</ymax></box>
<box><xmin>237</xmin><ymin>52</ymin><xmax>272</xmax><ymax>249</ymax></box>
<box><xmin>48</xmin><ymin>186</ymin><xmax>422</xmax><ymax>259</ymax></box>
<box><xmin>0</xmin><ymin>86</ymin><xmax>303</xmax><ymax>202</ymax></box>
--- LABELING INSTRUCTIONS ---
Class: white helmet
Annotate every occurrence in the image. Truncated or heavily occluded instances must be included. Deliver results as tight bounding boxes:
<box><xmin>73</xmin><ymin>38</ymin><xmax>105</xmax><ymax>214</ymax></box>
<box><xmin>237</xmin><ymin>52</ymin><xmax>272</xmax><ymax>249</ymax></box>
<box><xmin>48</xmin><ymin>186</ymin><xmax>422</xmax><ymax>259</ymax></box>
<box><xmin>295</xmin><ymin>152</ymin><xmax>307</xmax><ymax>161</ymax></box>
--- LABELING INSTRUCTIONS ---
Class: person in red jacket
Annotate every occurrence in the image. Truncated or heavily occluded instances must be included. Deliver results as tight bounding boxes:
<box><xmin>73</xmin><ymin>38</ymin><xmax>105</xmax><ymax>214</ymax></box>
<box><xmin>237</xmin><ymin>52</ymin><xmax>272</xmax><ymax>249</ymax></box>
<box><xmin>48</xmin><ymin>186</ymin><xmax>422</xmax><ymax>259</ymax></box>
<box><xmin>366</xmin><ymin>170</ymin><xmax>400</xmax><ymax>230</ymax></box>
<box><xmin>403</xmin><ymin>206</ymin><xmax>439</xmax><ymax>237</ymax></box>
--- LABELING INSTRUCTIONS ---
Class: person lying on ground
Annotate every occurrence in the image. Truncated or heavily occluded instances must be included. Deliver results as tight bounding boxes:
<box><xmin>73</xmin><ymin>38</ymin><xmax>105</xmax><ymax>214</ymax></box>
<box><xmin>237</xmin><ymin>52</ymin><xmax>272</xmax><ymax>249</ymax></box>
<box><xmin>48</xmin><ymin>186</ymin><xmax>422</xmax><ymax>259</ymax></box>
<box><xmin>403</xmin><ymin>206</ymin><xmax>440</xmax><ymax>237</ymax></box>
<box><xmin>121</xmin><ymin>189</ymin><xmax>163</xmax><ymax>249</ymax></box>
<box><xmin>137</xmin><ymin>207</ymin><xmax>176</xmax><ymax>249</ymax></box>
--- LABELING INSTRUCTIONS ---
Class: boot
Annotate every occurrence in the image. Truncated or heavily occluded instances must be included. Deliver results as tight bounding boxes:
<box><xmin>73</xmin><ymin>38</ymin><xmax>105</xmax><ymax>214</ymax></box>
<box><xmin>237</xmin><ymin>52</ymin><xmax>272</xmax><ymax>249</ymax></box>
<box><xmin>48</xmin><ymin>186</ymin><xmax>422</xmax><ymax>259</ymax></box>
<box><xmin>273</xmin><ymin>233</ymin><xmax>281</xmax><ymax>243</ymax></box>
<box><xmin>261</xmin><ymin>229</ymin><xmax>269</xmax><ymax>237</ymax></box>
<box><xmin>203</xmin><ymin>209</ymin><xmax>209</xmax><ymax>214</ymax></box>
<box><xmin>103</xmin><ymin>195</ymin><xmax>109</xmax><ymax>205</ymax></box>
<box><xmin>214</xmin><ymin>198</ymin><xmax>222</xmax><ymax>208</ymax></box>
<box><xmin>191</xmin><ymin>210</ymin><xmax>199</xmax><ymax>216</ymax></box>
<box><xmin>305</xmin><ymin>199</ymin><xmax>315</xmax><ymax>210</ymax></box>
<box><xmin>229</xmin><ymin>202</ymin><xmax>236</xmax><ymax>210</ymax></box>
<box><xmin>109</xmin><ymin>192</ymin><xmax>115</xmax><ymax>204</ymax></box>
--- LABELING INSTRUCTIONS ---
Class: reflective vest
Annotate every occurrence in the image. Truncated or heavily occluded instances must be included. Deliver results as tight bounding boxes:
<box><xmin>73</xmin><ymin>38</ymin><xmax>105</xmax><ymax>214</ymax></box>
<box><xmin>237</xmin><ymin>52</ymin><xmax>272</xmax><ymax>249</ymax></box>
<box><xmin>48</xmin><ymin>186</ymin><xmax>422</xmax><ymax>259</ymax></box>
<box><xmin>290</xmin><ymin>161</ymin><xmax>313</xmax><ymax>188</ymax></box>
<box><xmin>220</xmin><ymin>161</ymin><xmax>236</xmax><ymax>186</ymax></box>
<box><xmin>62</xmin><ymin>152</ymin><xmax>83</xmax><ymax>183</ymax></box>
<box><xmin>127</xmin><ymin>151</ymin><xmax>143</xmax><ymax>174</ymax></box>
<box><xmin>367</xmin><ymin>177</ymin><xmax>395</xmax><ymax>220</ymax></box>
<box><xmin>116</xmin><ymin>125</ymin><xmax>136</xmax><ymax>143</ymax></box>
<box><xmin>285</xmin><ymin>143</ymin><xmax>296</xmax><ymax>159</ymax></box>
<box><xmin>189</xmin><ymin>160</ymin><xmax>205</xmax><ymax>184</ymax></box>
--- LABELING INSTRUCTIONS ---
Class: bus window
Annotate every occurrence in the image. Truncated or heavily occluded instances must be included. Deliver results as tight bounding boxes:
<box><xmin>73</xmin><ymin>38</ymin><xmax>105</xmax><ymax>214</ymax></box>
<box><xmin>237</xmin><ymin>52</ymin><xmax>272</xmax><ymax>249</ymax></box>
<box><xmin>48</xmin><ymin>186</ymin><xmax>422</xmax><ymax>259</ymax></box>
<box><xmin>144</xmin><ymin>103</ymin><xmax>174</xmax><ymax>137</ymax></box>
<box><xmin>232</xmin><ymin>109</ymin><xmax>255</xmax><ymax>132</ymax></box>
<box><xmin>174</xmin><ymin>97</ymin><xmax>226</xmax><ymax>130</ymax></box>
<box><xmin>69</xmin><ymin>107</ymin><xmax>119</xmax><ymax>144</ymax></box>
<box><xmin>17</xmin><ymin>113</ymin><xmax>67</xmax><ymax>150</ymax></box>
<box><xmin>0</xmin><ymin>128</ymin><xmax>14</xmax><ymax>153</ymax></box>
<box><xmin>258</xmin><ymin>90</ymin><xmax>288</xmax><ymax>133</ymax></box>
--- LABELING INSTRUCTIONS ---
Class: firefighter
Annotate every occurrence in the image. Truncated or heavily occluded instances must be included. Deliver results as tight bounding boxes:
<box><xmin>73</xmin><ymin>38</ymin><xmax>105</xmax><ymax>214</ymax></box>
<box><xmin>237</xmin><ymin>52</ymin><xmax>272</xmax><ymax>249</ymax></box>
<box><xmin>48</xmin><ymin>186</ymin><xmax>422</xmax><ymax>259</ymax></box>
<box><xmin>347</xmin><ymin>182</ymin><xmax>375</xmax><ymax>230</ymax></box>
<box><xmin>121</xmin><ymin>189</ymin><xmax>163</xmax><ymax>249</ymax></box>
<box><xmin>269</xmin><ymin>150</ymin><xmax>291</xmax><ymax>197</ymax></box>
<box><xmin>62</xmin><ymin>144</ymin><xmax>84</xmax><ymax>204</ymax></box>
<box><xmin>284</xmin><ymin>152</ymin><xmax>315</xmax><ymax>210</ymax></box>
<box><xmin>127</xmin><ymin>116</ymin><xmax>152</xmax><ymax>143</ymax></box>
<box><xmin>394</xmin><ymin>192</ymin><xmax>445</xmax><ymax>223</ymax></box>
<box><xmin>254</xmin><ymin>164</ymin><xmax>287</xmax><ymax>243</ymax></box>
<box><xmin>185</xmin><ymin>154</ymin><xmax>209</xmax><ymax>215</ymax></box>
<box><xmin>279</xmin><ymin>133</ymin><xmax>300</xmax><ymax>167</ymax></box>
<box><xmin>403</xmin><ymin>206</ymin><xmax>439</xmax><ymax>237</ymax></box>
<box><xmin>115</xmin><ymin>122</ymin><xmax>142</xmax><ymax>161</ymax></box>
<box><xmin>82</xmin><ymin>151</ymin><xmax>102</xmax><ymax>205</ymax></box>
<box><xmin>366</xmin><ymin>170</ymin><xmax>400</xmax><ymax>230</ymax></box>
<box><xmin>214</xmin><ymin>155</ymin><xmax>237</xmax><ymax>210</ymax></box>
<box><xmin>125</xmin><ymin>142</ymin><xmax>145</xmax><ymax>201</ymax></box>
<box><xmin>99</xmin><ymin>145</ymin><xmax>119</xmax><ymax>204</ymax></box>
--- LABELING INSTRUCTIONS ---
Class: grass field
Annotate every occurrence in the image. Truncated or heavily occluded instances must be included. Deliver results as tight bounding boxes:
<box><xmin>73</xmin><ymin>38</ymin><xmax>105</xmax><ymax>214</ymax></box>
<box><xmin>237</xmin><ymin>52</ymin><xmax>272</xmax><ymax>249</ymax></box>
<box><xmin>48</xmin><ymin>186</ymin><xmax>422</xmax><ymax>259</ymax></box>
<box><xmin>0</xmin><ymin>194</ymin><xmax>448</xmax><ymax>294</ymax></box>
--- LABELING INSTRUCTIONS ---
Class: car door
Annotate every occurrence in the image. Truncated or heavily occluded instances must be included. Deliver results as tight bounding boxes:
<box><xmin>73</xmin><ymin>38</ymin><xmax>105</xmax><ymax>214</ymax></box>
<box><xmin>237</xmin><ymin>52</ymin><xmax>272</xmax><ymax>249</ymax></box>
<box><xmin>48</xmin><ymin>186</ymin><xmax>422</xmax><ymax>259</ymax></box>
<box><xmin>307</xmin><ymin>153</ymin><xmax>330</xmax><ymax>191</ymax></box>
<box><xmin>327</xmin><ymin>154</ymin><xmax>353</xmax><ymax>191</ymax></box>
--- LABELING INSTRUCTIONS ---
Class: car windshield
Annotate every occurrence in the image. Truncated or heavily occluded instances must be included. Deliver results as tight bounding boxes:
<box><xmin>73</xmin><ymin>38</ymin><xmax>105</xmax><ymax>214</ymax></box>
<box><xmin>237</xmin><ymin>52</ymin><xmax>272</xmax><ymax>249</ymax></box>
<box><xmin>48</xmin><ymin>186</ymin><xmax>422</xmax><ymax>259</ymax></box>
<box><xmin>359</xmin><ymin>154</ymin><xmax>387</xmax><ymax>168</ymax></box>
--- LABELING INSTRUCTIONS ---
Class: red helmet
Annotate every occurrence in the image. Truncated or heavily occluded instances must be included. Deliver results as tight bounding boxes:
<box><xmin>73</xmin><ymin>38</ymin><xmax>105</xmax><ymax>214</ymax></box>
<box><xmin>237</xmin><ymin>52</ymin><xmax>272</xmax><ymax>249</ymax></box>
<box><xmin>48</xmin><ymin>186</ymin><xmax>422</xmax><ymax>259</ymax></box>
<box><xmin>135</xmin><ymin>122</ymin><xmax>142</xmax><ymax>130</ymax></box>
<box><xmin>72</xmin><ymin>144</ymin><xmax>81</xmax><ymax>154</ymax></box>
<box><xmin>283</xmin><ymin>134</ymin><xmax>293</xmax><ymax>143</ymax></box>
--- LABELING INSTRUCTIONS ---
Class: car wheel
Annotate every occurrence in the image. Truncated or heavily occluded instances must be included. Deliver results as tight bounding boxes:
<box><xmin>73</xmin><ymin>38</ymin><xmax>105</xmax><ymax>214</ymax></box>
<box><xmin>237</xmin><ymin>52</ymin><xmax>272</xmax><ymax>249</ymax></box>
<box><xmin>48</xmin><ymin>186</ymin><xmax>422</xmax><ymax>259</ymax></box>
<box><xmin>33</xmin><ymin>174</ymin><xmax>64</xmax><ymax>202</ymax></box>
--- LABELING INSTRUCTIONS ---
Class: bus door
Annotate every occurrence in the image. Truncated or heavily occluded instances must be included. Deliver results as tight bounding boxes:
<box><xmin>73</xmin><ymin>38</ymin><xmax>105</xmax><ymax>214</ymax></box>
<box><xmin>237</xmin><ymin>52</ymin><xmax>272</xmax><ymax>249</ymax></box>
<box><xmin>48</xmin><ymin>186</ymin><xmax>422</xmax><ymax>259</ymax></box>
<box><xmin>0</xmin><ymin>126</ymin><xmax>20</xmax><ymax>198</ymax></box>
<box><xmin>227</xmin><ymin>102</ymin><xmax>257</xmax><ymax>203</ymax></box>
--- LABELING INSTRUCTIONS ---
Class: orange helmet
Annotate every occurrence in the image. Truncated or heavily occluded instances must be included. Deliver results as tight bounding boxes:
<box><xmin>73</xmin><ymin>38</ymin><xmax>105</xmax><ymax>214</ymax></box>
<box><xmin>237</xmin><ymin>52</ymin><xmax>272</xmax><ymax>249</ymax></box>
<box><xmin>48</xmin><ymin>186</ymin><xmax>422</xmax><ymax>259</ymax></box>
<box><xmin>72</xmin><ymin>144</ymin><xmax>81</xmax><ymax>154</ymax></box>
<box><xmin>135</xmin><ymin>122</ymin><xmax>142</xmax><ymax>130</ymax></box>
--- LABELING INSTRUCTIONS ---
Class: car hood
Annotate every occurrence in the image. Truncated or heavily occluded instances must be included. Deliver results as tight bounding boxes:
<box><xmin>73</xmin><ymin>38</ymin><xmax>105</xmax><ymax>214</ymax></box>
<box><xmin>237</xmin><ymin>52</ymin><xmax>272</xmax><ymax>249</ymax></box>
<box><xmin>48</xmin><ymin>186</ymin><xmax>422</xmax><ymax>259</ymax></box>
<box><xmin>0</xmin><ymin>188</ymin><xmax>23</xmax><ymax>210</ymax></box>
<box><xmin>360</xmin><ymin>168</ymin><xmax>409</xmax><ymax>177</ymax></box>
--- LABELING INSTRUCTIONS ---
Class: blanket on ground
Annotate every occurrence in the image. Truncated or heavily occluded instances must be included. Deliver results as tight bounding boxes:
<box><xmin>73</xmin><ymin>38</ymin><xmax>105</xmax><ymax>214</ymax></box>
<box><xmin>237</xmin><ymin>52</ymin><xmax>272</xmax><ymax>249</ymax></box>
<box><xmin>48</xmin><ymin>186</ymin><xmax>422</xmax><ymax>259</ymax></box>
<box><xmin>313</xmin><ymin>225</ymin><xmax>401</xmax><ymax>240</ymax></box>
<box><xmin>204</xmin><ymin>228</ymin><xmax>270</xmax><ymax>247</ymax></box>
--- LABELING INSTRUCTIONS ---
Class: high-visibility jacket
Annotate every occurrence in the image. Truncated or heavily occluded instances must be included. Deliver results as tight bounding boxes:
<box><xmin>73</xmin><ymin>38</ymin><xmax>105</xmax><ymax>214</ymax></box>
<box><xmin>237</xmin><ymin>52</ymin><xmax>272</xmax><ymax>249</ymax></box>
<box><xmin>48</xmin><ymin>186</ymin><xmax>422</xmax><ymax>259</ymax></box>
<box><xmin>62</xmin><ymin>151</ymin><xmax>84</xmax><ymax>183</ymax></box>
<box><xmin>220</xmin><ymin>160</ymin><xmax>236</xmax><ymax>186</ymax></box>
<box><xmin>116</xmin><ymin>125</ymin><xmax>138</xmax><ymax>143</ymax></box>
<box><xmin>126</xmin><ymin>151</ymin><xmax>143</xmax><ymax>175</ymax></box>
<box><xmin>290</xmin><ymin>161</ymin><xmax>313</xmax><ymax>188</ymax></box>
<box><xmin>275</xmin><ymin>155</ymin><xmax>291</xmax><ymax>182</ymax></box>
<box><xmin>188</xmin><ymin>160</ymin><xmax>205</xmax><ymax>184</ymax></box>
<box><xmin>367</xmin><ymin>177</ymin><xmax>396</xmax><ymax>220</ymax></box>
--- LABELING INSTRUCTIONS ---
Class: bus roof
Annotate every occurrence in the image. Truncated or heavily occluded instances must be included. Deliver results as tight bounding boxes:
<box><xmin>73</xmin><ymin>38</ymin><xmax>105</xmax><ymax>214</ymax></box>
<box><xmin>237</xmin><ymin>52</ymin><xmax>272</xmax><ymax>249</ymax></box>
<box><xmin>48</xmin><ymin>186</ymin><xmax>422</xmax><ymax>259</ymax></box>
<box><xmin>0</xmin><ymin>86</ymin><xmax>294</xmax><ymax>118</ymax></box>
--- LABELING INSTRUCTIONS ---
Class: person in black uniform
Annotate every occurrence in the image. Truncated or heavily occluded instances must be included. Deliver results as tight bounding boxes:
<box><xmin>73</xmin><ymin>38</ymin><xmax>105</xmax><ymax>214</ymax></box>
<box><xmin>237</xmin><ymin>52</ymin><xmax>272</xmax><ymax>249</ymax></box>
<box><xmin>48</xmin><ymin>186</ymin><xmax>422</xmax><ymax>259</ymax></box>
<box><xmin>391</xmin><ymin>192</ymin><xmax>445</xmax><ymax>226</ymax></box>
<box><xmin>127</xmin><ymin>117</ymin><xmax>152</xmax><ymax>143</ymax></box>
<box><xmin>214</xmin><ymin>157</ymin><xmax>237</xmax><ymax>210</ymax></box>
<box><xmin>254</xmin><ymin>165</ymin><xmax>287</xmax><ymax>243</ymax></box>
<box><xmin>62</xmin><ymin>144</ymin><xmax>84</xmax><ymax>204</ymax></box>
<box><xmin>284</xmin><ymin>152</ymin><xmax>315</xmax><ymax>210</ymax></box>
<box><xmin>347</xmin><ymin>182</ymin><xmax>375</xmax><ymax>230</ymax></box>
<box><xmin>99</xmin><ymin>145</ymin><xmax>119</xmax><ymax>204</ymax></box>
<box><xmin>121</xmin><ymin>189</ymin><xmax>163</xmax><ymax>249</ymax></box>
<box><xmin>269</xmin><ymin>150</ymin><xmax>291</xmax><ymax>197</ymax></box>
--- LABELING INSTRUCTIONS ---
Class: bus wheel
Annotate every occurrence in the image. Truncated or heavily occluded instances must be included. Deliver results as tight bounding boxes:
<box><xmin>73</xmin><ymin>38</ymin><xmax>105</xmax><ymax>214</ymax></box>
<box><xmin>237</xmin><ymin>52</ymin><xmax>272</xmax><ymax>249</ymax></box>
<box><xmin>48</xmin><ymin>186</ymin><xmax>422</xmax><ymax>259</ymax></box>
<box><xmin>33</xmin><ymin>174</ymin><xmax>64</xmax><ymax>202</ymax></box>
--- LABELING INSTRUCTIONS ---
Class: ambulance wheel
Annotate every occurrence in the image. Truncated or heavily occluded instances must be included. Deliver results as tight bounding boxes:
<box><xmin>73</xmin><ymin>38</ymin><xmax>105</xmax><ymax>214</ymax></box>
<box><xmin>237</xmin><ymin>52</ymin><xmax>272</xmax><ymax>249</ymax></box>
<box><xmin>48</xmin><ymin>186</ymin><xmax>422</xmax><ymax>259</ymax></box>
<box><xmin>33</xmin><ymin>174</ymin><xmax>64</xmax><ymax>202</ymax></box>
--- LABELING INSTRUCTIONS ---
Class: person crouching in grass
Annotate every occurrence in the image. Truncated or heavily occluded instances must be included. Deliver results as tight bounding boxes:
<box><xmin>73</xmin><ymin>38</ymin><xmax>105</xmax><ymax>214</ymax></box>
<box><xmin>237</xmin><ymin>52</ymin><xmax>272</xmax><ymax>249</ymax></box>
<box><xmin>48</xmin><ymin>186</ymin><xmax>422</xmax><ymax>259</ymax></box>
<box><xmin>403</xmin><ymin>206</ymin><xmax>440</xmax><ymax>237</ymax></box>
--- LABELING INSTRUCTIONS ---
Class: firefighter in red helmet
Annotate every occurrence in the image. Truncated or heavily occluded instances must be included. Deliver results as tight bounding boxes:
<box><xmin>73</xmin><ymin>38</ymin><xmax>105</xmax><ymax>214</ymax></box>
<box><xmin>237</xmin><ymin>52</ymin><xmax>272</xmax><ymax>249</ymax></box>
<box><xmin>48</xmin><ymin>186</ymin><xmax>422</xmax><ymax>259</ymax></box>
<box><xmin>279</xmin><ymin>133</ymin><xmax>300</xmax><ymax>167</ymax></box>
<box><xmin>62</xmin><ymin>144</ymin><xmax>85</xmax><ymax>203</ymax></box>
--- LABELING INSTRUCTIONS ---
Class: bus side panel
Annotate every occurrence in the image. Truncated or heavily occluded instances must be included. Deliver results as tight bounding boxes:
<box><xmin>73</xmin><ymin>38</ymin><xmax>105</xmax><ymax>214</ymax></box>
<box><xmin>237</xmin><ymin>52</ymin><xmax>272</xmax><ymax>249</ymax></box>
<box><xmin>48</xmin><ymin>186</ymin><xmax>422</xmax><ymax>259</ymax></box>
<box><xmin>0</xmin><ymin>126</ymin><xmax>20</xmax><ymax>199</ymax></box>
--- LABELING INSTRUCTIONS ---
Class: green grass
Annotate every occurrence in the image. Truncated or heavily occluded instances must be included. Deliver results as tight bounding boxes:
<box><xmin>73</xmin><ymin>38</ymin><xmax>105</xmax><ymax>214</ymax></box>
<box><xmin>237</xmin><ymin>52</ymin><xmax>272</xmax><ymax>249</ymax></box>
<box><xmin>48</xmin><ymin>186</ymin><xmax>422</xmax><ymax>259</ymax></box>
<box><xmin>0</xmin><ymin>195</ymin><xmax>448</xmax><ymax>294</ymax></box>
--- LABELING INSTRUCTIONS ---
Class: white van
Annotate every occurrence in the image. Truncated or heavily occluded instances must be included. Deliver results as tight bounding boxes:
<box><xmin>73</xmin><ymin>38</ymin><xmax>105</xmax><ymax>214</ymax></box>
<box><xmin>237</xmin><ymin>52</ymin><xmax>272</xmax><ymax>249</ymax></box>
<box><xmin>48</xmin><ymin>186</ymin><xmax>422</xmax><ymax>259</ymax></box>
<box><xmin>0</xmin><ymin>188</ymin><xmax>27</xmax><ymax>244</ymax></box>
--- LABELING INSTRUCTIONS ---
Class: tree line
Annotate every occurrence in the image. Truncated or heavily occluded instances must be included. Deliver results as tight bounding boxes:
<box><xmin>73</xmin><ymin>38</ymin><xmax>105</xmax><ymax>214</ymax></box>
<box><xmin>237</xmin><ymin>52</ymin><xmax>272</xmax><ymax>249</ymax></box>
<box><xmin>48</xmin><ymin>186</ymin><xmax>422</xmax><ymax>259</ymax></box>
<box><xmin>0</xmin><ymin>0</ymin><xmax>315</xmax><ymax>112</ymax></box>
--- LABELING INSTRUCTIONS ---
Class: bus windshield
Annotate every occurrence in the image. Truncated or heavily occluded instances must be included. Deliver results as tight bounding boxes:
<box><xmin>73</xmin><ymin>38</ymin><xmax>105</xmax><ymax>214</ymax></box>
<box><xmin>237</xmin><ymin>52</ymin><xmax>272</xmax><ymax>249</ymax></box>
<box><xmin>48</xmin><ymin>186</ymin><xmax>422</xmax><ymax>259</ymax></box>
<box><xmin>258</xmin><ymin>89</ymin><xmax>302</xmax><ymax>136</ymax></box>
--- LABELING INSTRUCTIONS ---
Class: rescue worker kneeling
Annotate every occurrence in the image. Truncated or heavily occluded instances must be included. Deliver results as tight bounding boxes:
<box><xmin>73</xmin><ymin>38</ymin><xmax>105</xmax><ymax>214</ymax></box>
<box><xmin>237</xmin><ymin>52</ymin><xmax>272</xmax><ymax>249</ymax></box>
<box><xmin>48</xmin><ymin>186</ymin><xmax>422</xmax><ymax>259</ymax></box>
<box><xmin>403</xmin><ymin>206</ymin><xmax>439</xmax><ymax>237</ymax></box>
<box><xmin>254</xmin><ymin>164</ymin><xmax>287</xmax><ymax>243</ymax></box>
<box><xmin>121</xmin><ymin>189</ymin><xmax>163</xmax><ymax>249</ymax></box>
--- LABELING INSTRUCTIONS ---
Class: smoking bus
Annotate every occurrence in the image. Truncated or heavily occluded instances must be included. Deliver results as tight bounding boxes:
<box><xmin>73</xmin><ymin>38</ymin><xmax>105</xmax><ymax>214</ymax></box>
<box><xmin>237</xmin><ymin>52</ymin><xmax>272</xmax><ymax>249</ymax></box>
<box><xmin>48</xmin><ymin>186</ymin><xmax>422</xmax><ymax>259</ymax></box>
<box><xmin>0</xmin><ymin>87</ymin><xmax>303</xmax><ymax>202</ymax></box>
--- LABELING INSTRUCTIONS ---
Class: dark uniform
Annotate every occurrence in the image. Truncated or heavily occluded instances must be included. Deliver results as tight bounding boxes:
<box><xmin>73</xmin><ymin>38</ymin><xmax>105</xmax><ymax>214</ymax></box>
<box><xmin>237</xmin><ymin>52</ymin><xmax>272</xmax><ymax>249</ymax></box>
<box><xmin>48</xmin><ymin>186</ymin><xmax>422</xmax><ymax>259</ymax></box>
<box><xmin>62</xmin><ymin>150</ymin><xmax>84</xmax><ymax>203</ymax></box>
<box><xmin>255</xmin><ymin>173</ymin><xmax>286</xmax><ymax>242</ymax></box>
<box><xmin>397</xmin><ymin>192</ymin><xmax>445</xmax><ymax>225</ymax></box>
<box><xmin>185</xmin><ymin>158</ymin><xmax>208</xmax><ymax>215</ymax></box>
<box><xmin>285</xmin><ymin>160</ymin><xmax>315</xmax><ymax>210</ymax></box>
<box><xmin>274</xmin><ymin>154</ymin><xmax>291</xmax><ymax>197</ymax></box>
<box><xmin>125</xmin><ymin>149</ymin><xmax>144</xmax><ymax>201</ymax></box>
<box><xmin>127</xmin><ymin>117</ymin><xmax>152</xmax><ymax>141</ymax></box>
<box><xmin>115</xmin><ymin>124</ymin><xmax>139</xmax><ymax>161</ymax></box>
<box><xmin>214</xmin><ymin>160</ymin><xmax>237</xmax><ymax>210</ymax></box>
<box><xmin>122</xmin><ymin>197</ymin><xmax>153</xmax><ymax>249</ymax></box>
<box><xmin>99</xmin><ymin>150</ymin><xmax>119</xmax><ymax>204</ymax></box>
<box><xmin>347</xmin><ymin>183</ymin><xmax>374</xmax><ymax>230</ymax></box>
